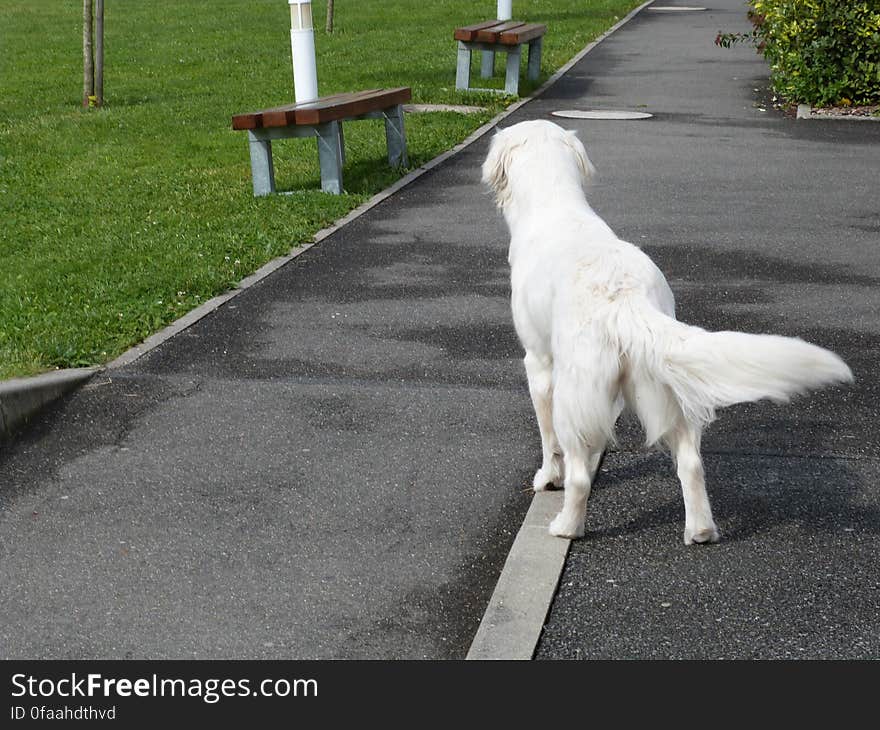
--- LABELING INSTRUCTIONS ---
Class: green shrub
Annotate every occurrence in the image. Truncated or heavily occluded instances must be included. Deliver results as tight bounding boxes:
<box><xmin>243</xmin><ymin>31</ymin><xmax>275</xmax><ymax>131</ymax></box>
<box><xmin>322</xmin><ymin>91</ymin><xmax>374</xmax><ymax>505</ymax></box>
<box><xmin>750</xmin><ymin>0</ymin><xmax>880</xmax><ymax>106</ymax></box>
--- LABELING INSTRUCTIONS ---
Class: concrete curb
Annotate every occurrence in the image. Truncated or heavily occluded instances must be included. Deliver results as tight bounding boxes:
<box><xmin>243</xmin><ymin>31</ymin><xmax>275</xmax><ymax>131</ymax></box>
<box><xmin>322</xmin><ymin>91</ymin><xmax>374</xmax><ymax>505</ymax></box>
<box><xmin>404</xmin><ymin>104</ymin><xmax>486</xmax><ymax>114</ymax></box>
<box><xmin>467</xmin><ymin>491</ymin><xmax>570</xmax><ymax>660</ymax></box>
<box><xmin>0</xmin><ymin>367</ymin><xmax>100</xmax><ymax>440</ymax></box>
<box><xmin>796</xmin><ymin>103</ymin><xmax>880</xmax><ymax>122</ymax></box>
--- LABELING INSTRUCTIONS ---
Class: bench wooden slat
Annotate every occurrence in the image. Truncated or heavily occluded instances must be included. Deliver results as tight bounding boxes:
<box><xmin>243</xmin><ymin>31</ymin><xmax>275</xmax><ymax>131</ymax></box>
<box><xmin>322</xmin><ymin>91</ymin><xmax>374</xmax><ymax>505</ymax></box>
<box><xmin>455</xmin><ymin>20</ymin><xmax>546</xmax><ymax>45</ymax></box>
<box><xmin>264</xmin><ymin>89</ymin><xmax>389</xmax><ymax>126</ymax></box>
<box><xmin>232</xmin><ymin>90</ymin><xmax>361</xmax><ymax>130</ymax></box>
<box><xmin>453</xmin><ymin>19</ymin><xmax>505</xmax><ymax>42</ymax></box>
<box><xmin>231</xmin><ymin>111</ymin><xmax>263</xmax><ymax>131</ymax></box>
<box><xmin>296</xmin><ymin>87</ymin><xmax>411</xmax><ymax>125</ymax></box>
<box><xmin>499</xmin><ymin>22</ymin><xmax>547</xmax><ymax>45</ymax></box>
<box><xmin>232</xmin><ymin>88</ymin><xmax>412</xmax><ymax>130</ymax></box>
<box><xmin>475</xmin><ymin>21</ymin><xmax>527</xmax><ymax>43</ymax></box>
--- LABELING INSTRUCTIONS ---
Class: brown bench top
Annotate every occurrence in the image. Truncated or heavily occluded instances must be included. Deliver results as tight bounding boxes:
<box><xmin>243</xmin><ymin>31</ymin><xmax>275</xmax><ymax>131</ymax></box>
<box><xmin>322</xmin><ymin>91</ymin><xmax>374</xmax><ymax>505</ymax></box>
<box><xmin>454</xmin><ymin>20</ymin><xmax>546</xmax><ymax>45</ymax></box>
<box><xmin>232</xmin><ymin>87</ymin><xmax>412</xmax><ymax>130</ymax></box>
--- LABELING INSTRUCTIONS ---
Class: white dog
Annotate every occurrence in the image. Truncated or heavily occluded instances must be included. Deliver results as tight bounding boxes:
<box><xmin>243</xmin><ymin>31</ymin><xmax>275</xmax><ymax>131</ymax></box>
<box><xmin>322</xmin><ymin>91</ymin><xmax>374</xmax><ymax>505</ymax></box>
<box><xmin>482</xmin><ymin>119</ymin><xmax>853</xmax><ymax>544</ymax></box>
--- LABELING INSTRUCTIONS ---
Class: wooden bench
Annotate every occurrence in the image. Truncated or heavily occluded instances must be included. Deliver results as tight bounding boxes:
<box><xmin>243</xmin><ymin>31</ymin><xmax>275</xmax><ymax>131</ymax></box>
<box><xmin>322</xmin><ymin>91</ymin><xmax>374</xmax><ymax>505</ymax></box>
<box><xmin>232</xmin><ymin>87</ymin><xmax>411</xmax><ymax>196</ymax></box>
<box><xmin>454</xmin><ymin>21</ymin><xmax>546</xmax><ymax>96</ymax></box>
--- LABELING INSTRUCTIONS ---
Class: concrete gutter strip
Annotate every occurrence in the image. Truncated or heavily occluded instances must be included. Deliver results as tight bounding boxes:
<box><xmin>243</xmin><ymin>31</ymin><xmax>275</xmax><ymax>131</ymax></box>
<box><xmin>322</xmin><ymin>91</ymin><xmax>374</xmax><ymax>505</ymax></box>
<box><xmin>0</xmin><ymin>367</ymin><xmax>100</xmax><ymax>440</ymax></box>
<box><xmin>466</xmin><ymin>491</ymin><xmax>570</xmax><ymax>660</ymax></box>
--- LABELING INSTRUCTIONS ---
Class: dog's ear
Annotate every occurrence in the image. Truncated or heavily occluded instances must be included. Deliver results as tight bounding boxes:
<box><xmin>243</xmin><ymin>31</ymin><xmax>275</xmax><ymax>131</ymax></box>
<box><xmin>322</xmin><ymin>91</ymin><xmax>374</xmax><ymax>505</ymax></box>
<box><xmin>481</xmin><ymin>130</ymin><xmax>520</xmax><ymax>208</ymax></box>
<box><xmin>564</xmin><ymin>129</ymin><xmax>597</xmax><ymax>185</ymax></box>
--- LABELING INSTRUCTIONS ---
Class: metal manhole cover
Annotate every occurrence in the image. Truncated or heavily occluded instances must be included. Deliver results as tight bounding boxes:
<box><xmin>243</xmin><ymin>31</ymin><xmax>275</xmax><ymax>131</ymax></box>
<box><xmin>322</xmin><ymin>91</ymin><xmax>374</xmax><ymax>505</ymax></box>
<box><xmin>551</xmin><ymin>109</ymin><xmax>654</xmax><ymax>120</ymax></box>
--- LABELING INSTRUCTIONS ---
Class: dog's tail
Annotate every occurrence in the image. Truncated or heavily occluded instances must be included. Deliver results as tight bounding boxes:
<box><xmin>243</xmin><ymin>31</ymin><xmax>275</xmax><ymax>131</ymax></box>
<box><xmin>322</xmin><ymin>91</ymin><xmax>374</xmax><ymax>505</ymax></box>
<box><xmin>617</xmin><ymin>300</ymin><xmax>853</xmax><ymax>429</ymax></box>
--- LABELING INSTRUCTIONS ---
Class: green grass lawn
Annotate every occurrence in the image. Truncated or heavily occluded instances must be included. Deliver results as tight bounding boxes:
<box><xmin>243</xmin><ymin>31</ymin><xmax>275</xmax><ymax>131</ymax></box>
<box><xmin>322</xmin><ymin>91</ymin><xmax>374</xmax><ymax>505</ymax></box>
<box><xmin>0</xmin><ymin>0</ymin><xmax>642</xmax><ymax>380</ymax></box>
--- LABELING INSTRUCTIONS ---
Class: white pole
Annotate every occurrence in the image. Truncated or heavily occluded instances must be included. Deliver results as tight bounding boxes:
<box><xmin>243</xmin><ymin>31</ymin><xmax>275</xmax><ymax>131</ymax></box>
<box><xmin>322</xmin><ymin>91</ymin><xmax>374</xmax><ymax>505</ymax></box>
<box><xmin>289</xmin><ymin>0</ymin><xmax>318</xmax><ymax>103</ymax></box>
<box><xmin>483</xmin><ymin>0</ymin><xmax>513</xmax><ymax>78</ymax></box>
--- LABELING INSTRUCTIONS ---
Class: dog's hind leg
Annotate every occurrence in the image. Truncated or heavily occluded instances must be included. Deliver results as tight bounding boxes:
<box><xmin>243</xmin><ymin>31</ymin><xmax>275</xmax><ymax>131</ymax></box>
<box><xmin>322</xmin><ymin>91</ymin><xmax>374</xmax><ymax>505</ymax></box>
<box><xmin>623</xmin><ymin>372</ymin><xmax>719</xmax><ymax>545</ymax></box>
<box><xmin>524</xmin><ymin>351</ymin><xmax>564</xmax><ymax>491</ymax></box>
<box><xmin>548</xmin><ymin>445</ymin><xmax>605</xmax><ymax>539</ymax></box>
<box><xmin>665</xmin><ymin>421</ymin><xmax>720</xmax><ymax>545</ymax></box>
<box><xmin>588</xmin><ymin>396</ymin><xmax>623</xmax><ymax>488</ymax></box>
<box><xmin>546</xmin><ymin>347</ymin><xmax>620</xmax><ymax>538</ymax></box>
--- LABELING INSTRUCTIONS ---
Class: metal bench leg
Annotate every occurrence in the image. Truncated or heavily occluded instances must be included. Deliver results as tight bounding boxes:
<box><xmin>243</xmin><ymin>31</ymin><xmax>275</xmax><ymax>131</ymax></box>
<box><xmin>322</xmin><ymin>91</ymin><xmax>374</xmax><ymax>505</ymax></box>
<box><xmin>383</xmin><ymin>105</ymin><xmax>408</xmax><ymax>168</ymax></box>
<box><xmin>315</xmin><ymin>121</ymin><xmax>343</xmax><ymax>194</ymax></box>
<box><xmin>504</xmin><ymin>45</ymin><xmax>522</xmax><ymax>96</ymax></box>
<box><xmin>247</xmin><ymin>131</ymin><xmax>276</xmax><ymax>197</ymax></box>
<box><xmin>481</xmin><ymin>50</ymin><xmax>495</xmax><ymax>78</ymax></box>
<box><xmin>456</xmin><ymin>41</ymin><xmax>472</xmax><ymax>91</ymax></box>
<box><xmin>337</xmin><ymin>121</ymin><xmax>346</xmax><ymax>167</ymax></box>
<box><xmin>527</xmin><ymin>37</ymin><xmax>543</xmax><ymax>81</ymax></box>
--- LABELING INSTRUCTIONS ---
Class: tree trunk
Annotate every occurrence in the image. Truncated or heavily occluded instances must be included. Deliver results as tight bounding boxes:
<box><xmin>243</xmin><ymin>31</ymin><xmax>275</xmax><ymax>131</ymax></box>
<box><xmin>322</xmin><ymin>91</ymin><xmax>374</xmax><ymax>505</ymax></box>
<box><xmin>94</xmin><ymin>0</ymin><xmax>104</xmax><ymax>107</ymax></box>
<box><xmin>83</xmin><ymin>0</ymin><xmax>94</xmax><ymax>107</ymax></box>
<box><xmin>326</xmin><ymin>0</ymin><xmax>334</xmax><ymax>34</ymax></box>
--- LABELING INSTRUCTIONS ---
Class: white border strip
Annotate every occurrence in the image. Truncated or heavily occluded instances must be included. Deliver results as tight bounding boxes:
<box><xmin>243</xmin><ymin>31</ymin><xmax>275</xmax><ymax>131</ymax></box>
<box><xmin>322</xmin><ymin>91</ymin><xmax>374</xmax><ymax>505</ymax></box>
<box><xmin>467</xmin><ymin>491</ymin><xmax>570</xmax><ymax>660</ymax></box>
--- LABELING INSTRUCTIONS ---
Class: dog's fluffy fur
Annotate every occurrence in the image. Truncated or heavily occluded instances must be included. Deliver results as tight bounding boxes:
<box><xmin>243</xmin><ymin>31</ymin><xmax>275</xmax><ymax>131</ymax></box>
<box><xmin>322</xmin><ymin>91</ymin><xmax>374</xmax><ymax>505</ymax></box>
<box><xmin>482</xmin><ymin>120</ymin><xmax>853</xmax><ymax>543</ymax></box>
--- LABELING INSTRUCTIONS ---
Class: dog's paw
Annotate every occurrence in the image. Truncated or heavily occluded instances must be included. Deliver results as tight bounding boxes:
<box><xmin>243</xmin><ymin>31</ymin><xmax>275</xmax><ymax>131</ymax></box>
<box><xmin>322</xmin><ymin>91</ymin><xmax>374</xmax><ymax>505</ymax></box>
<box><xmin>532</xmin><ymin>468</ymin><xmax>559</xmax><ymax>492</ymax></box>
<box><xmin>549</xmin><ymin>511</ymin><xmax>585</xmax><ymax>539</ymax></box>
<box><xmin>533</xmin><ymin>456</ymin><xmax>564</xmax><ymax>492</ymax></box>
<box><xmin>684</xmin><ymin>524</ymin><xmax>721</xmax><ymax>545</ymax></box>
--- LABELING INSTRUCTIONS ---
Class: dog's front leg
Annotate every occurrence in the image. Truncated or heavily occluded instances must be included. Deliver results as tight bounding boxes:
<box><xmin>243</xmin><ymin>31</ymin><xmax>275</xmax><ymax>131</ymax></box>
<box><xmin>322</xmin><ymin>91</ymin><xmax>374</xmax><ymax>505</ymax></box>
<box><xmin>524</xmin><ymin>351</ymin><xmax>564</xmax><ymax>490</ymax></box>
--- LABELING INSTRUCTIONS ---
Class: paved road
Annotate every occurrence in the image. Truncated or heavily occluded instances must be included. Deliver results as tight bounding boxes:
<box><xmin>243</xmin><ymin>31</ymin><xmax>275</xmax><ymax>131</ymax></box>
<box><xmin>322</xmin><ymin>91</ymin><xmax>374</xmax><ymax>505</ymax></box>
<box><xmin>532</xmin><ymin>2</ymin><xmax>880</xmax><ymax>659</ymax></box>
